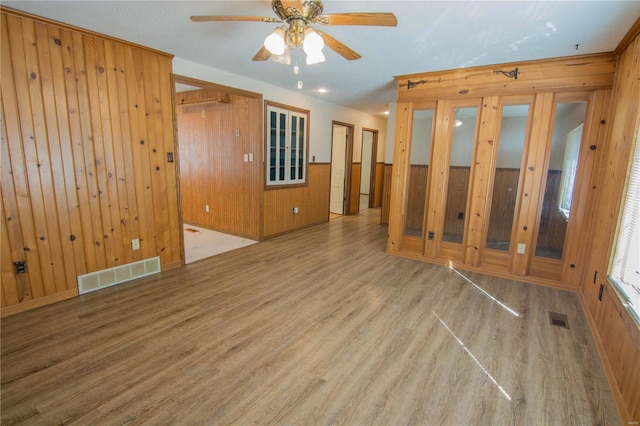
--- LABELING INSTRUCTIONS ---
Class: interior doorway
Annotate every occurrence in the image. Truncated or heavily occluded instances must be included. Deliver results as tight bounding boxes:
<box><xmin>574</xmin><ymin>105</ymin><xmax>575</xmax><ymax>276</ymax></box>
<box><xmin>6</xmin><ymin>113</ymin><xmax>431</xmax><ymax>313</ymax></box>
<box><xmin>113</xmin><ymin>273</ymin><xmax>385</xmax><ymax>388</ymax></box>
<box><xmin>360</xmin><ymin>128</ymin><xmax>378</xmax><ymax>211</ymax></box>
<box><xmin>330</xmin><ymin>122</ymin><xmax>354</xmax><ymax>215</ymax></box>
<box><xmin>172</xmin><ymin>74</ymin><xmax>261</xmax><ymax>264</ymax></box>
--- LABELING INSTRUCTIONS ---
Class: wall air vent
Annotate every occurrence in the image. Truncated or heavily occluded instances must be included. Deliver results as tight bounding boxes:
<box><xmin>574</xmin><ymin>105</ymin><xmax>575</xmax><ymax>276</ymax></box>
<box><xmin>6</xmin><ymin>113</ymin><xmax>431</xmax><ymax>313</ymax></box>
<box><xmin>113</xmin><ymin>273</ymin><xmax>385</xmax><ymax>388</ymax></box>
<box><xmin>77</xmin><ymin>256</ymin><xmax>160</xmax><ymax>295</ymax></box>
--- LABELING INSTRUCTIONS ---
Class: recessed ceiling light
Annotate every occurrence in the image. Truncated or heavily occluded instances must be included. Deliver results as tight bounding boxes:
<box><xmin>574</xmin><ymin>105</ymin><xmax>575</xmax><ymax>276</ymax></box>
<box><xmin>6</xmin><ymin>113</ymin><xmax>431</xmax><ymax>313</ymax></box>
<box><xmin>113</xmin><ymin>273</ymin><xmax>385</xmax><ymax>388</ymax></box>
<box><xmin>317</xmin><ymin>88</ymin><xmax>327</xmax><ymax>93</ymax></box>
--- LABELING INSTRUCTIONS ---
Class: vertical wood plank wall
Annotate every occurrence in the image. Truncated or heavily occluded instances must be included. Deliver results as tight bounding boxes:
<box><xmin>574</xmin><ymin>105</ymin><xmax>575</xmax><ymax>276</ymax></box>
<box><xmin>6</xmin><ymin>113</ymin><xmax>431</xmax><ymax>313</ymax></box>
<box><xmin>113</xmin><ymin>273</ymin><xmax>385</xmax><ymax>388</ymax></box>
<box><xmin>373</xmin><ymin>162</ymin><xmax>384</xmax><ymax>208</ymax></box>
<box><xmin>176</xmin><ymin>88</ymin><xmax>261</xmax><ymax>240</ymax></box>
<box><xmin>350</xmin><ymin>163</ymin><xmax>361</xmax><ymax>214</ymax></box>
<box><xmin>578</xmin><ymin>28</ymin><xmax>640</xmax><ymax>423</ymax></box>
<box><xmin>0</xmin><ymin>9</ymin><xmax>181</xmax><ymax>316</ymax></box>
<box><xmin>381</xmin><ymin>163</ymin><xmax>392</xmax><ymax>224</ymax></box>
<box><xmin>263</xmin><ymin>163</ymin><xmax>330</xmax><ymax>237</ymax></box>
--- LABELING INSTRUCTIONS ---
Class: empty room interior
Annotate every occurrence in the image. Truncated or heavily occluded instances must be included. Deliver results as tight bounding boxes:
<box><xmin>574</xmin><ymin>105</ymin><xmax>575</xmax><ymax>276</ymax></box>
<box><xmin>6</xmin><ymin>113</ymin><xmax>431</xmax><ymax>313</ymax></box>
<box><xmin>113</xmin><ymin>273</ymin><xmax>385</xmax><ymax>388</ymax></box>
<box><xmin>1</xmin><ymin>1</ymin><xmax>639</xmax><ymax>424</ymax></box>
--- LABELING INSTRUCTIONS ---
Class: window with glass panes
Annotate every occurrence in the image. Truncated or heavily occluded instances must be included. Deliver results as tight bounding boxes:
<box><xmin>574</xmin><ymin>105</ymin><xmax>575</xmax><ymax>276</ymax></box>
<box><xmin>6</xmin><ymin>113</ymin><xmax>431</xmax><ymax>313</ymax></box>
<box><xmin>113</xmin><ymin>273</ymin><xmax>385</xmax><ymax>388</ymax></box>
<box><xmin>266</xmin><ymin>103</ymin><xmax>308</xmax><ymax>186</ymax></box>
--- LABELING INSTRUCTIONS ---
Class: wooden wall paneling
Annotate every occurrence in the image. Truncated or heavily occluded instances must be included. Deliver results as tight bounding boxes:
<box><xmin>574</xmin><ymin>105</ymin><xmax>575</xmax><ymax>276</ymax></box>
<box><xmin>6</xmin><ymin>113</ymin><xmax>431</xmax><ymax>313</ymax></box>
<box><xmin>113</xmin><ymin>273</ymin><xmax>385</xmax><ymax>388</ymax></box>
<box><xmin>142</xmin><ymin>51</ymin><xmax>168</xmax><ymax>262</ymax></box>
<box><xmin>108</xmin><ymin>41</ymin><xmax>138</xmax><ymax>264</ymax></box>
<box><xmin>373</xmin><ymin>162</ymin><xmax>384</xmax><ymax>208</ymax></box>
<box><xmin>404</xmin><ymin>165</ymin><xmax>428</xmax><ymax>233</ymax></box>
<box><xmin>0</xmin><ymin>197</ymin><xmax>19</xmax><ymax>307</ymax></box>
<box><xmin>464</xmin><ymin>96</ymin><xmax>500</xmax><ymax>266</ymax></box>
<box><xmin>263</xmin><ymin>163</ymin><xmax>330</xmax><ymax>237</ymax></box>
<box><xmin>578</xmin><ymin>32</ymin><xmax>640</xmax><ymax>423</ymax></box>
<box><xmin>84</xmin><ymin>35</ymin><xmax>121</xmax><ymax>268</ymax></box>
<box><xmin>350</xmin><ymin>162</ymin><xmax>361</xmax><ymax>214</ymax></box>
<box><xmin>395</xmin><ymin>54</ymin><xmax>617</xmax><ymax>102</ymax></box>
<box><xmin>142</xmin><ymin>51</ymin><xmax>173</xmax><ymax>264</ymax></box>
<box><xmin>424</xmin><ymin>99</ymin><xmax>452</xmax><ymax>259</ymax></box>
<box><xmin>380</xmin><ymin>164</ymin><xmax>392</xmax><ymax>224</ymax></box>
<box><xmin>598</xmin><ymin>287</ymin><xmax>640</xmax><ymax>422</ymax></box>
<box><xmin>1</xmin><ymin>16</ymin><xmax>40</xmax><ymax>303</ymax></box>
<box><xmin>486</xmin><ymin>168</ymin><xmax>521</xmax><ymax>244</ymax></box>
<box><xmin>125</xmin><ymin>47</ymin><xmax>155</xmax><ymax>260</ymax></box>
<box><xmin>159</xmin><ymin>62</ymin><xmax>181</xmax><ymax>266</ymax></box>
<box><xmin>32</xmin><ymin>21</ymin><xmax>78</xmax><ymax>292</ymax></box>
<box><xmin>387</xmin><ymin>103</ymin><xmax>412</xmax><ymax>253</ymax></box>
<box><xmin>1</xmin><ymin>9</ymin><xmax>182</xmax><ymax>316</ymax></box>
<box><xmin>46</xmin><ymin>25</ymin><xmax>89</xmax><ymax>278</ymax></box>
<box><xmin>26</xmin><ymin>16</ymin><xmax>69</xmax><ymax>294</ymax></box>
<box><xmin>177</xmin><ymin>87</ymin><xmax>261</xmax><ymax>240</ymax></box>
<box><xmin>442</xmin><ymin>167</ymin><xmax>471</xmax><ymax>241</ymax></box>
<box><xmin>60</xmin><ymin>28</ymin><xmax>96</xmax><ymax>274</ymax></box>
<box><xmin>511</xmin><ymin>92</ymin><xmax>555</xmax><ymax>276</ymax></box>
<box><xmin>5</xmin><ymin>14</ymin><xmax>54</xmax><ymax>298</ymax></box>
<box><xmin>560</xmin><ymin>90</ymin><xmax>611</xmax><ymax>287</ymax></box>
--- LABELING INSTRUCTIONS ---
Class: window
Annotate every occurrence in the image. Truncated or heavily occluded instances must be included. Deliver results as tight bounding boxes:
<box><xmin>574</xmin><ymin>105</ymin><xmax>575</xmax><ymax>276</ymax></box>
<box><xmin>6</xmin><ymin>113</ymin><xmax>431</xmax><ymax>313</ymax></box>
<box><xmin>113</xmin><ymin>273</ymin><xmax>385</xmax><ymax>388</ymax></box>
<box><xmin>609</xmin><ymin>123</ymin><xmax>640</xmax><ymax>324</ymax></box>
<box><xmin>557</xmin><ymin>124</ymin><xmax>583</xmax><ymax>220</ymax></box>
<box><xmin>266</xmin><ymin>102</ymin><xmax>309</xmax><ymax>186</ymax></box>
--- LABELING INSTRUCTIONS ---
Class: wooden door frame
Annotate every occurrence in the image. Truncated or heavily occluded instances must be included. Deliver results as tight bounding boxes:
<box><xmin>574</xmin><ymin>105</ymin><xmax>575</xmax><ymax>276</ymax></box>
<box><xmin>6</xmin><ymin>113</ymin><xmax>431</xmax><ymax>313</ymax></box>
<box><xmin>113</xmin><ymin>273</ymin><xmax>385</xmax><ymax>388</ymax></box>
<box><xmin>331</xmin><ymin>121</ymin><xmax>355</xmax><ymax>215</ymax></box>
<box><xmin>362</xmin><ymin>128</ymin><xmax>379</xmax><ymax>208</ymax></box>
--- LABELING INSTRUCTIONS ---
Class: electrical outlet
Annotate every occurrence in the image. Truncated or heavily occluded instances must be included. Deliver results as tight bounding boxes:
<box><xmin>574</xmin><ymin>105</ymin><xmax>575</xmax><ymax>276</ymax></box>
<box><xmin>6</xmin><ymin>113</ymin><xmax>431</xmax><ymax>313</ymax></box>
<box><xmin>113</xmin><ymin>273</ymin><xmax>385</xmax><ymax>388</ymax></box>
<box><xmin>292</xmin><ymin>207</ymin><xmax>299</xmax><ymax>214</ymax></box>
<box><xmin>132</xmin><ymin>238</ymin><xmax>140</xmax><ymax>250</ymax></box>
<box><xmin>517</xmin><ymin>243</ymin><xmax>526</xmax><ymax>254</ymax></box>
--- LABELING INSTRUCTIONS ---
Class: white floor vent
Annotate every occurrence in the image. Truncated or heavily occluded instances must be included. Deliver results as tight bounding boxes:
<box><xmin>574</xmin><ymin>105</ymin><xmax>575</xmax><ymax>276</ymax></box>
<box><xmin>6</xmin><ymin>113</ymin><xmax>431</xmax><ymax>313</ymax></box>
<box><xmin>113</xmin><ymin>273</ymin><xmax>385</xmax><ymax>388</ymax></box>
<box><xmin>77</xmin><ymin>256</ymin><xmax>161</xmax><ymax>295</ymax></box>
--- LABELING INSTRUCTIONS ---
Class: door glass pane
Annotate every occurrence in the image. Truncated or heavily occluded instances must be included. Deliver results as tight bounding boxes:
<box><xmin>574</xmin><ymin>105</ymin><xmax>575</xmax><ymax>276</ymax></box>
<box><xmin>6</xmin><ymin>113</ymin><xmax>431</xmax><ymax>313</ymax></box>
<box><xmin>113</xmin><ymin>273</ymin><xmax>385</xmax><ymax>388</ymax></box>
<box><xmin>404</xmin><ymin>109</ymin><xmax>434</xmax><ymax>237</ymax></box>
<box><xmin>279</xmin><ymin>112</ymin><xmax>286</xmax><ymax>181</ymax></box>
<box><xmin>290</xmin><ymin>116</ymin><xmax>297</xmax><ymax>180</ymax></box>
<box><xmin>535</xmin><ymin>101</ymin><xmax>587</xmax><ymax>259</ymax></box>
<box><xmin>442</xmin><ymin>107</ymin><xmax>477</xmax><ymax>243</ymax></box>
<box><xmin>298</xmin><ymin>117</ymin><xmax>305</xmax><ymax>179</ymax></box>
<box><xmin>269</xmin><ymin>110</ymin><xmax>277</xmax><ymax>181</ymax></box>
<box><xmin>486</xmin><ymin>104</ymin><xmax>529</xmax><ymax>251</ymax></box>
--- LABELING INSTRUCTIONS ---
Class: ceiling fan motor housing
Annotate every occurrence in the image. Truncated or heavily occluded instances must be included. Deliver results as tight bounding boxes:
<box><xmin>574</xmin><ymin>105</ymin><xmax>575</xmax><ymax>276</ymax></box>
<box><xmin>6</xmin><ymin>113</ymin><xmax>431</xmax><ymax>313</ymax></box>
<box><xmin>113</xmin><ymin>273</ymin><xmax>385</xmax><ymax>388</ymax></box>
<box><xmin>272</xmin><ymin>0</ymin><xmax>324</xmax><ymax>22</ymax></box>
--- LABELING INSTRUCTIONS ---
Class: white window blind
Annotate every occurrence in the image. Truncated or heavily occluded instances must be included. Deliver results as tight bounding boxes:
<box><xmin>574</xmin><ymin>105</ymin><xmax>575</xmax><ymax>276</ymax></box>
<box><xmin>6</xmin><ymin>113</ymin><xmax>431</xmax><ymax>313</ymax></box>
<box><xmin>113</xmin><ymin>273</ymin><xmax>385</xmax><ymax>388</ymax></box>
<box><xmin>609</xmin><ymin>123</ymin><xmax>640</xmax><ymax>324</ymax></box>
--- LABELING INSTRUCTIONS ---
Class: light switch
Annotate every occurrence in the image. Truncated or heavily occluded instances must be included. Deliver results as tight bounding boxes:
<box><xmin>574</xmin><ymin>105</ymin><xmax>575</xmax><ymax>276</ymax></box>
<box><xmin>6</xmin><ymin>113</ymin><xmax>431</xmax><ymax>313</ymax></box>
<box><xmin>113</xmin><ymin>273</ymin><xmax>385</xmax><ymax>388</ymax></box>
<box><xmin>248</xmin><ymin>153</ymin><xmax>254</xmax><ymax>162</ymax></box>
<box><xmin>243</xmin><ymin>153</ymin><xmax>249</xmax><ymax>162</ymax></box>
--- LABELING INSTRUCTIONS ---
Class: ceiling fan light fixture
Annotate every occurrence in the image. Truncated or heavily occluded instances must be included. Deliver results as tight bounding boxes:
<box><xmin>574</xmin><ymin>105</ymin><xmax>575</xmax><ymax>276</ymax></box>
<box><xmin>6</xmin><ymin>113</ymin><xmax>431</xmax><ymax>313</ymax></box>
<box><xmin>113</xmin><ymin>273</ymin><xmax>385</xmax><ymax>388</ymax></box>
<box><xmin>302</xmin><ymin>27</ymin><xmax>324</xmax><ymax>55</ymax></box>
<box><xmin>272</xmin><ymin>46</ymin><xmax>291</xmax><ymax>65</ymax></box>
<box><xmin>264</xmin><ymin>27</ymin><xmax>286</xmax><ymax>55</ymax></box>
<box><xmin>306</xmin><ymin>50</ymin><xmax>325</xmax><ymax>65</ymax></box>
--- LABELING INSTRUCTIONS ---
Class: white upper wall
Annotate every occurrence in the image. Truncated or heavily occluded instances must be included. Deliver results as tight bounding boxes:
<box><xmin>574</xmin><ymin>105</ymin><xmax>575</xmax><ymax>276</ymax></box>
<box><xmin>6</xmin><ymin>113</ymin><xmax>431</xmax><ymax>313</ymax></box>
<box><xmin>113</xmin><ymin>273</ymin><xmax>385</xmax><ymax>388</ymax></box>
<box><xmin>173</xmin><ymin>57</ymin><xmax>388</xmax><ymax>164</ymax></box>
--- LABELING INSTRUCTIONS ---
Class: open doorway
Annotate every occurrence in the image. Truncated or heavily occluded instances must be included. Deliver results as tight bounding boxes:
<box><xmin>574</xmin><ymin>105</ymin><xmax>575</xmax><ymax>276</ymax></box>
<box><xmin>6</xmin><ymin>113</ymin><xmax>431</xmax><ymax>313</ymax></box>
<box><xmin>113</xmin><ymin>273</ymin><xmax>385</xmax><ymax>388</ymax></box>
<box><xmin>173</xmin><ymin>75</ymin><xmax>261</xmax><ymax>263</ymax></box>
<box><xmin>360</xmin><ymin>128</ymin><xmax>378</xmax><ymax>211</ymax></box>
<box><xmin>330</xmin><ymin>122</ymin><xmax>354</xmax><ymax>217</ymax></box>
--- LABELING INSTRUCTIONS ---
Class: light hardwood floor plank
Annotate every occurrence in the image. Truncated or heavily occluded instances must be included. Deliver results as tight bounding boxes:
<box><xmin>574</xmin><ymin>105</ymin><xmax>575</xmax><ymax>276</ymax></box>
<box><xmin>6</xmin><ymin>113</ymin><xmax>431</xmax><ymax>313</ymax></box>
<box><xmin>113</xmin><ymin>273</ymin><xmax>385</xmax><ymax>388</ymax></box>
<box><xmin>1</xmin><ymin>209</ymin><xmax>620</xmax><ymax>425</ymax></box>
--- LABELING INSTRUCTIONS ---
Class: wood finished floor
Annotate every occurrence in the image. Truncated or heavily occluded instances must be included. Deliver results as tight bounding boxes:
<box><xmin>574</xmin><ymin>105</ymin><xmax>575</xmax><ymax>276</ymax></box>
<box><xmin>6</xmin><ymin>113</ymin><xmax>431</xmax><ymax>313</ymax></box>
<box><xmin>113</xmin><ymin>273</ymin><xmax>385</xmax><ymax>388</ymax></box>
<box><xmin>1</xmin><ymin>209</ymin><xmax>620</xmax><ymax>425</ymax></box>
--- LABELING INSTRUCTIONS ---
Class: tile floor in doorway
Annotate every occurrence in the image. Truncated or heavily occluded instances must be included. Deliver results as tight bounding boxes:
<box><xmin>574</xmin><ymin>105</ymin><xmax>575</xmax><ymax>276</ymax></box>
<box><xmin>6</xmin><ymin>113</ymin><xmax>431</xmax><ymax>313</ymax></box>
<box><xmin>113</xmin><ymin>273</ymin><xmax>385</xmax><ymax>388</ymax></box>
<box><xmin>183</xmin><ymin>224</ymin><xmax>257</xmax><ymax>264</ymax></box>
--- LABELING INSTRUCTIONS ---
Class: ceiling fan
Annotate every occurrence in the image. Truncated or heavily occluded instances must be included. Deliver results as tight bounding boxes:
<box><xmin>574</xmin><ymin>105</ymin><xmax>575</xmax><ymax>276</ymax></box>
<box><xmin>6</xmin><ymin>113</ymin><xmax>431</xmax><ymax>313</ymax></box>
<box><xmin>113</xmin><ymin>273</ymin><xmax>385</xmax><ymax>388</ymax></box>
<box><xmin>191</xmin><ymin>0</ymin><xmax>397</xmax><ymax>65</ymax></box>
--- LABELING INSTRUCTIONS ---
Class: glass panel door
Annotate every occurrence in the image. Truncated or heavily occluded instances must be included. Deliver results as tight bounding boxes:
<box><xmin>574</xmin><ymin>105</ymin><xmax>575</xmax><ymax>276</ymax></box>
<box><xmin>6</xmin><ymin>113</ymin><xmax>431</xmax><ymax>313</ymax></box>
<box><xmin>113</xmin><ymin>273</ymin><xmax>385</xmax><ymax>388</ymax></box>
<box><xmin>442</xmin><ymin>106</ymin><xmax>478</xmax><ymax>243</ymax></box>
<box><xmin>485</xmin><ymin>104</ymin><xmax>530</xmax><ymax>252</ymax></box>
<box><xmin>404</xmin><ymin>108</ymin><xmax>435</xmax><ymax>237</ymax></box>
<box><xmin>534</xmin><ymin>101</ymin><xmax>587</xmax><ymax>259</ymax></box>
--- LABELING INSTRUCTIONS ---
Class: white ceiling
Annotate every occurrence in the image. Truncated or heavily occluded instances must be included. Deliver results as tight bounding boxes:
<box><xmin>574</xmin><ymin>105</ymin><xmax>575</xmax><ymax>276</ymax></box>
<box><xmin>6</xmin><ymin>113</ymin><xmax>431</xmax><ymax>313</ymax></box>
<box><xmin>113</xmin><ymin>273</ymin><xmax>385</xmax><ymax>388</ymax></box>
<box><xmin>4</xmin><ymin>1</ymin><xmax>639</xmax><ymax>115</ymax></box>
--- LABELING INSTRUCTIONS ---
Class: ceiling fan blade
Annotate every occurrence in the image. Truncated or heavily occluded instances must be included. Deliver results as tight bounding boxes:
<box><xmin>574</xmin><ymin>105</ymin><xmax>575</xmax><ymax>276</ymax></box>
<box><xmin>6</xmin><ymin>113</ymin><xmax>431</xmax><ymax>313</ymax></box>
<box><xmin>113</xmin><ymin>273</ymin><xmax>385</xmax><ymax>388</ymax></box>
<box><xmin>252</xmin><ymin>46</ymin><xmax>272</xmax><ymax>61</ymax></box>
<box><xmin>318</xmin><ymin>31</ymin><xmax>361</xmax><ymax>61</ymax></box>
<box><xmin>190</xmin><ymin>15</ymin><xmax>280</xmax><ymax>23</ymax></box>
<box><xmin>314</xmin><ymin>13</ymin><xmax>398</xmax><ymax>27</ymax></box>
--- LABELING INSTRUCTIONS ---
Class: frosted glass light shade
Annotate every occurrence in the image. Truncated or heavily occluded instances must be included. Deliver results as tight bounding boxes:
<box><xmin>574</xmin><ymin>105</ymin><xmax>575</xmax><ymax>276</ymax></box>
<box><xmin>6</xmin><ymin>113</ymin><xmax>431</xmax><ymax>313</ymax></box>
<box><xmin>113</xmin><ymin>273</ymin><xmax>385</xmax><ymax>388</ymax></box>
<box><xmin>272</xmin><ymin>47</ymin><xmax>291</xmax><ymax>65</ymax></box>
<box><xmin>303</xmin><ymin>27</ymin><xmax>324</xmax><ymax>55</ymax></box>
<box><xmin>264</xmin><ymin>28</ymin><xmax>286</xmax><ymax>55</ymax></box>
<box><xmin>306</xmin><ymin>50</ymin><xmax>325</xmax><ymax>65</ymax></box>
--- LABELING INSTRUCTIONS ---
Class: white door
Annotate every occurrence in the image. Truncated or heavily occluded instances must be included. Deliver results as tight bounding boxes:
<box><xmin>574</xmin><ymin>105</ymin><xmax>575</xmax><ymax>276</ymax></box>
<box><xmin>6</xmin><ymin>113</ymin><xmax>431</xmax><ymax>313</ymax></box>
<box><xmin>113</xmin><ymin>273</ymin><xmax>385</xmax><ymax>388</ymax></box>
<box><xmin>361</xmin><ymin>130</ymin><xmax>374</xmax><ymax>196</ymax></box>
<box><xmin>330</xmin><ymin>125</ymin><xmax>347</xmax><ymax>214</ymax></box>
